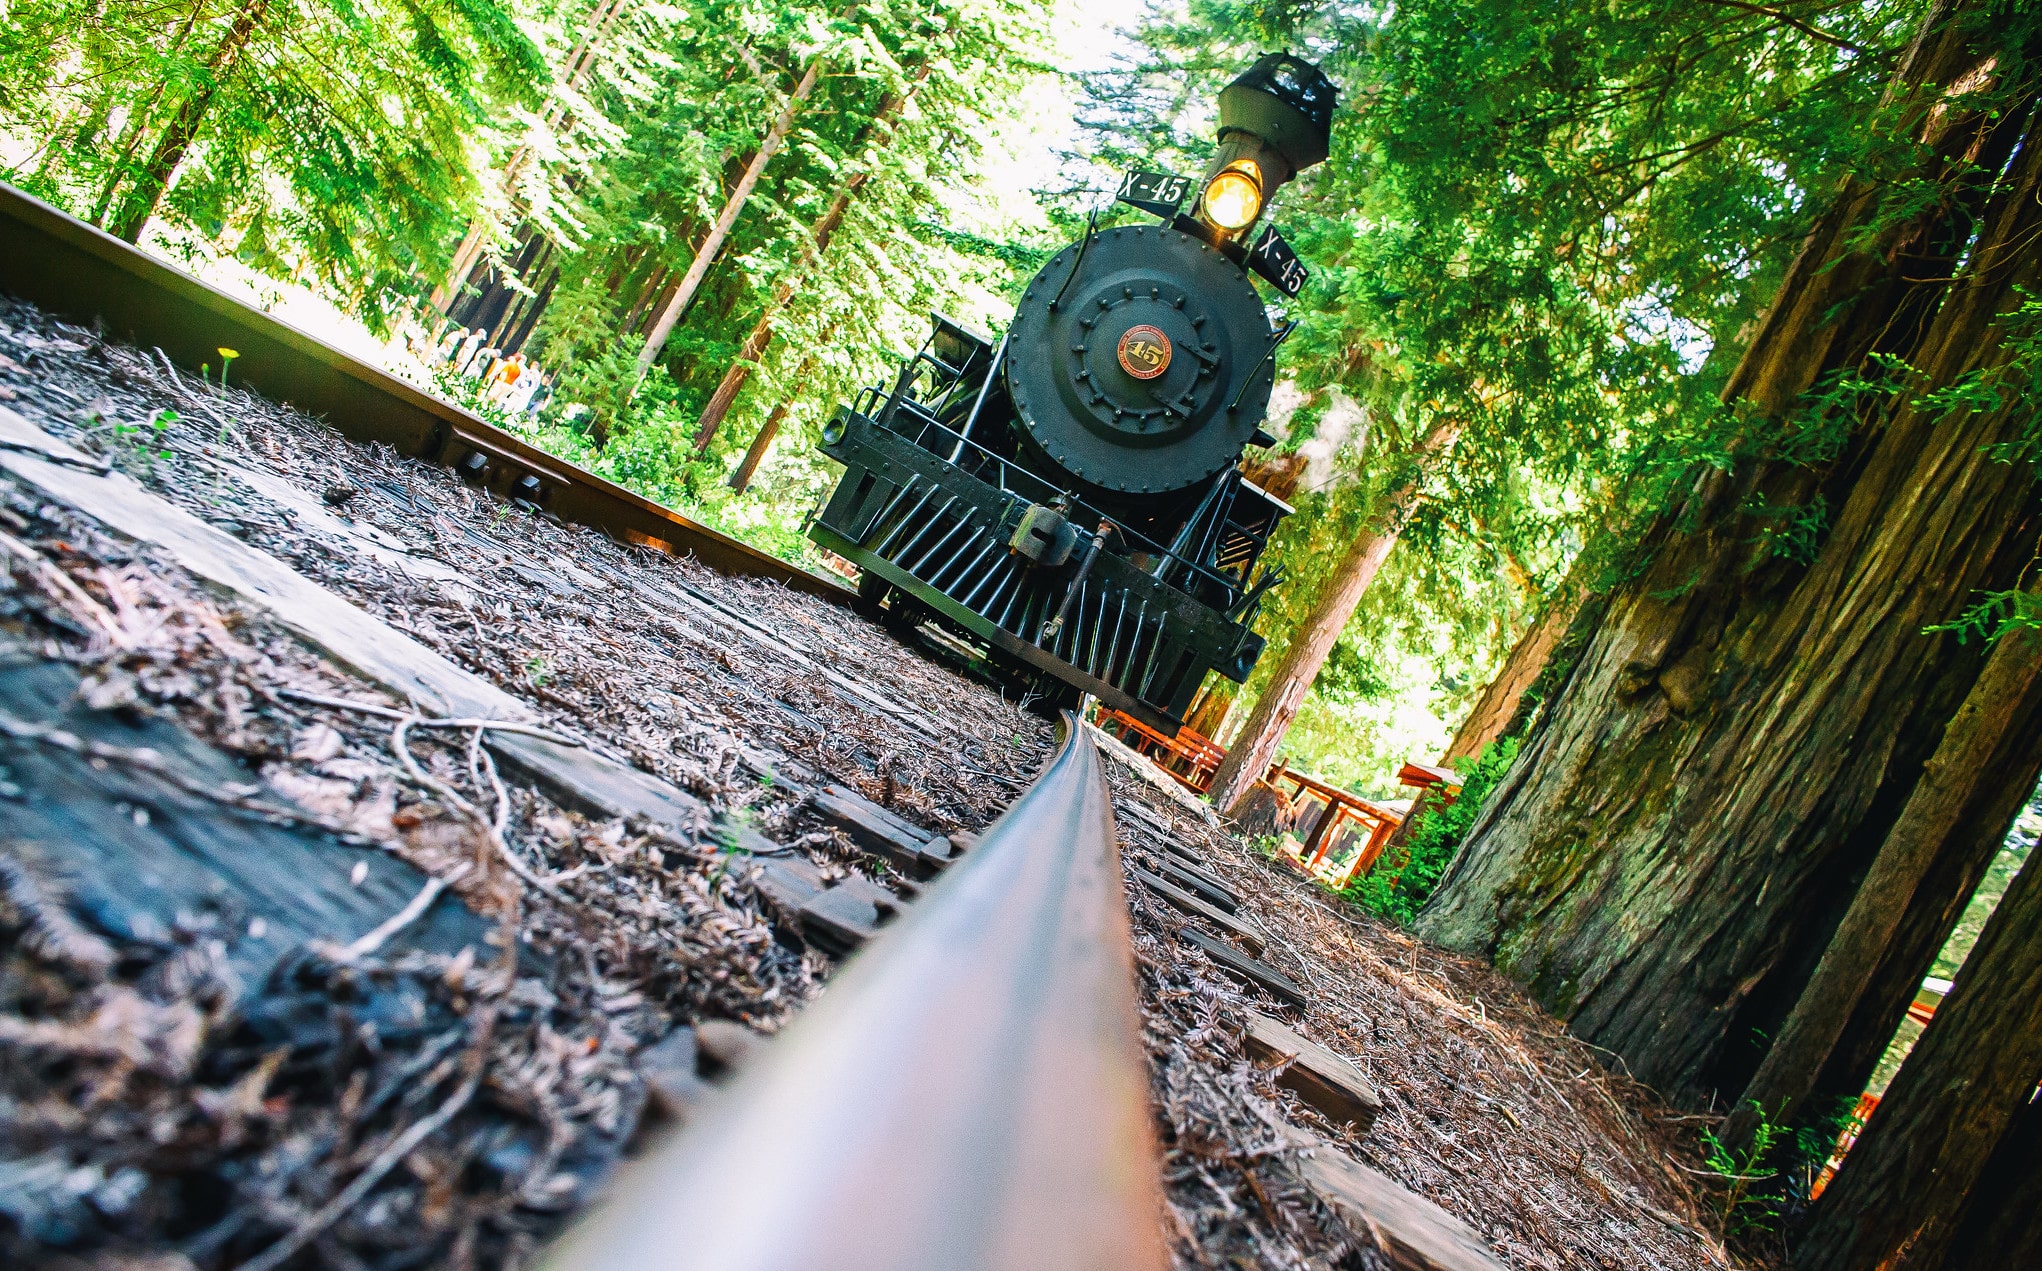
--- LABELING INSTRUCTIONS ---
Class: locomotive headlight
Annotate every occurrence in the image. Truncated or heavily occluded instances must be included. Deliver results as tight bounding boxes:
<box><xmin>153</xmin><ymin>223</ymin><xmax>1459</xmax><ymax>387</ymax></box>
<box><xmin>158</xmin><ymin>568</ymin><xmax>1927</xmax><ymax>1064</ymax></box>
<box><xmin>1200</xmin><ymin>168</ymin><xmax>1263</xmax><ymax>231</ymax></box>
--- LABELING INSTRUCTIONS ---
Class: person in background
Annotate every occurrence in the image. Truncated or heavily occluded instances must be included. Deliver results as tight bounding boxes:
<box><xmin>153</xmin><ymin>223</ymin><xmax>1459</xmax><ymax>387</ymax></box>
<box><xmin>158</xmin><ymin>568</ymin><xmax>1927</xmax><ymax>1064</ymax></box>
<box><xmin>523</xmin><ymin>373</ymin><xmax>554</xmax><ymax>417</ymax></box>
<box><xmin>486</xmin><ymin>353</ymin><xmax>526</xmax><ymax>405</ymax></box>
<box><xmin>506</xmin><ymin>362</ymin><xmax>544</xmax><ymax>414</ymax></box>
<box><xmin>454</xmin><ymin>329</ymin><xmax>487</xmax><ymax>375</ymax></box>
<box><xmin>463</xmin><ymin>344</ymin><xmax>498</xmax><ymax>379</ymax></box>
<box><xmin>436</xmin><ymin>324</ymin><xmax>469</xmax><ymax>363</ymax></box>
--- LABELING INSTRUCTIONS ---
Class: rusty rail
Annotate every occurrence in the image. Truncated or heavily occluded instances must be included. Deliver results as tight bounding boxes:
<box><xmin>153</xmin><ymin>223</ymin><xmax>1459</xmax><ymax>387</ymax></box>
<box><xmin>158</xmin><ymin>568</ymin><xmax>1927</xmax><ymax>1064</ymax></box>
<box><xmin>0</xmin><ymin>181</ymin><xmax>850</xmax><ymax>603</ymax></box>
<box><xmin>543</xmin><ymin>713</ymin><xmax>1168</xmax><ymax>1271</ymax></box>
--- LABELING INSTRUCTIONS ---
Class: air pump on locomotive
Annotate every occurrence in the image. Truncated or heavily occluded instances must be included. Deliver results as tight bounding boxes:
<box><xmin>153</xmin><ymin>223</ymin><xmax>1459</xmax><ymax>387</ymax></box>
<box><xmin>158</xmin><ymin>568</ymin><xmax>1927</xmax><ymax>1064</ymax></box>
<box><xmin>808</xmin><ymin>53</ymin><xmax>1336</xmax><ymax>735</ymax></box>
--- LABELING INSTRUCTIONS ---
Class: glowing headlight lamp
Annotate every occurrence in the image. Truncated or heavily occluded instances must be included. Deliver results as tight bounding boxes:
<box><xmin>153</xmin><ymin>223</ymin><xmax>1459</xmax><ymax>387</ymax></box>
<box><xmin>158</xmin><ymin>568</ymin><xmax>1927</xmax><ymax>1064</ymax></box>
<box><xmin>1199</xmin><ymin>163</ymin><xmax>1264</xmax><ymax>231</ymax></box>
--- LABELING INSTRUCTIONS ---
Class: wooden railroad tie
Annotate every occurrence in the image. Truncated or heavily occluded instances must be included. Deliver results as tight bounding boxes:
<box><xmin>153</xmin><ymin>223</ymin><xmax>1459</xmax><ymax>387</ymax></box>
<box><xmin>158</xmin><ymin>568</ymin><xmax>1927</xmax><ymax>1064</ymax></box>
<box><xmin>1175</xmin><ymin>927</ymin><xmax>1307</xmax><ymax>1007</ymax></box>
<box><xmin>1158</xmin><ymin>855</ymin><xmax>1239</xmax><ymax>912</ymax></box>
<box><xmin>1304</xmin><ymin>1143</ymin><xmax>1507</xmax><ymax>1271</ymax></box>
<box><xmin>1131</xmin><ymin>863</ymin><xmax>1267</xmax><ymax>954</ymax></box>
<box><xmin>1242</xmin><ymin>1011</ymin><xmax>1382</xmax><ymax>1136</ymax></box>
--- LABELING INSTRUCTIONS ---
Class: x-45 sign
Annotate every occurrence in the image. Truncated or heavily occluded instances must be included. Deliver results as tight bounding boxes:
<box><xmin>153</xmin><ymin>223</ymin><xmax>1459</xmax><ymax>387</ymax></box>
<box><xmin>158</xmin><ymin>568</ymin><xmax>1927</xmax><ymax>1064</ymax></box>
<box><xmin>1116</xmin><ymin>169</ymin><xmax>1191</xmax><ymax>219</ymax></box>
<box><xmin>1249</xmin><ymin>226</ymin><xmax>1309</xmax><ymax>297</ymax></box>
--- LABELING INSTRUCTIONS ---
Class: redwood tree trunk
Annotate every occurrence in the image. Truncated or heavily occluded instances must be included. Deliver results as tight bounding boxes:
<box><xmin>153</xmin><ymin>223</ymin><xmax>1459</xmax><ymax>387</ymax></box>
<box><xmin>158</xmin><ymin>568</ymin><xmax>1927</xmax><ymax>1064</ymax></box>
<box><xmin>1417</xmin><ymin>14</ymin><xmax>2042</xmax><ymax>1102</ymax></box>
<box><xmin>1441</xmin><ymin>564</ymin><xmax>1584</xmax><ymax>766</ymax></box>
<box><xmin>1724</xmin><ymin>605</ymin><xmax>2042</xmax><ymax>1148</ymax></box>
<box><xmin>109</xmin><ymin>0</ymin><xmax>269</xmax><ymax>243</ymax></box>
<box><xmin>634</xmin><ymin>58</ymin><xmax>822</xmax><ymax>382</ymax></box>
<box><xmin>692</xmin><ymin>73</ymin><xmax>922</xmax><ymax>454</ymax></box>
<box><xmin>1205</xmin><ymin>418</ymin><xmax>1461</xmax><ymax>814</ymax></box>
<box><xmin>430</xmin><ymin>0</ymin><xmax>637</xmax><ymax>312</ymax></box>
<box><xmin>1795</xmin><ymin>814</ymin><xmax>2042</xmax><ymax>1271</ymax></box>
<box><xmin>1939</xmin><ymin>1081</ymin><xmax>2042</xmax><ymax>1267</ymax></box>
<box><xmin>727</xmin><ymin>362</ymin><xmax>812</xmax><ymax>493</ymax></box>
<box><xmin>1801</xmin><ymin>729</ymin><xmax>2042</xmax><ymax>1120</ymax></box>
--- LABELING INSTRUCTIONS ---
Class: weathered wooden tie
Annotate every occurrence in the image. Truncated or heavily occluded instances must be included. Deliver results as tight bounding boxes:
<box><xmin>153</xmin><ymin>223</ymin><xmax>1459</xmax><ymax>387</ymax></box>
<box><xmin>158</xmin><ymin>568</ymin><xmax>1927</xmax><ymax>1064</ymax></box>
<box><xmin>1243</xmin><ymin>1011</ymin><xmax>1382</xmax><ymax>1135</ymax></box>
<box><xmin>1304</xmin><ymin>1145</ymin><xmax>1506</xmax><ymax>1271</ymax></box>
<box><xmin>1131</xmin><ymin>863</ymin><xmax>1268</xmax><ymax>953</ymax></box>
<box><xmin>1176</xmin><ymin>926</ymin><xmax>1308</xmax><ymax>1007</ymax></box>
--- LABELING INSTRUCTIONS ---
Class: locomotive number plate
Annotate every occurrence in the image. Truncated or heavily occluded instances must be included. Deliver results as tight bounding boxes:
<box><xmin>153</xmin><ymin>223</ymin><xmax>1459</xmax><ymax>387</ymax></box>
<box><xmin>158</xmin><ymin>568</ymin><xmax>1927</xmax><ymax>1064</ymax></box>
<box><xmin>1117</xmin><ymin>325</ymin><xmax>1173</xmax><ymax>380</ymax></box>
<box><xmin>1250</xmin><ymin>226</ymin><xmax>1310</xmax><ymax>297</ymax></box>
<box><xmin>1117</xmin><ymin>168</ymin><xmax>1191</xmax><ymax>219</ymax></box>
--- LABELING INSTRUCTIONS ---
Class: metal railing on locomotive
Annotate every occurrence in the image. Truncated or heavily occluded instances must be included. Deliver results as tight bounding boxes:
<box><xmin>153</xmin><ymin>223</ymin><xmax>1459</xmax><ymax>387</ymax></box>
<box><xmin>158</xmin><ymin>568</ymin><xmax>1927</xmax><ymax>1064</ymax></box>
<box><xmin>847</xmin><ymin>338</ymin><xmax>1279</xmax><ymax>622</ymax></box>
<box><xmin>540</xmin><ymin>715</ymin><xmax>1168</xmax><ymax>1271</ymax></box>
<box><xmin>821</xmin><ymin>375</ymin><xmax>1287</xmax><ymax>730</ymax></box>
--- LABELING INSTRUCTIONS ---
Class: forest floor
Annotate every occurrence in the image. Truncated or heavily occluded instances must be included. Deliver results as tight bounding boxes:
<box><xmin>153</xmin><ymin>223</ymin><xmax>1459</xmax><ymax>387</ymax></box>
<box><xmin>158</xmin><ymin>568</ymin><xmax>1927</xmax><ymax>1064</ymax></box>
<box><xmin>0</xmin><ymin>296</ymin><xmax>1744</xmax><ymax>1270</ymax></box>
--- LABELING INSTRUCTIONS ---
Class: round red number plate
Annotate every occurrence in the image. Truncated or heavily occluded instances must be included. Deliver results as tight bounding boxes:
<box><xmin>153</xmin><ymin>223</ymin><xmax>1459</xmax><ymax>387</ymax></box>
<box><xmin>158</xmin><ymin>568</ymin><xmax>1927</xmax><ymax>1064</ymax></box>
<box><xmin>1116</xmin><ymin>325</ymin><xmax>1172</xmax><ymax>380</ymax></box>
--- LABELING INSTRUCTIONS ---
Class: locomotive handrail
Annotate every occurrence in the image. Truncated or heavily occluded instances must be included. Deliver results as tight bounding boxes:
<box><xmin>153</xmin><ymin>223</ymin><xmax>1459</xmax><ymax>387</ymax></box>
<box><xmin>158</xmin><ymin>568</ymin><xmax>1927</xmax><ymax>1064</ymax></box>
<box><xmin>949</xmin><ymin>328</ymin><xmax>1010</xmax><ymax>462</ymax></box>
<box><xmin>542</xmin><ymin>713</ymin><xmax>1169</xmax><ymax>1271</ymax></box>
<box><xmin>849</xmin><ymin>326</ymin><xmax>1258</xmax><ymax>608</ymax></box>
<box><xmin>868</xmin><ymin>403</ymin><xmax>1253</xmax><ymax>605</ymax></box>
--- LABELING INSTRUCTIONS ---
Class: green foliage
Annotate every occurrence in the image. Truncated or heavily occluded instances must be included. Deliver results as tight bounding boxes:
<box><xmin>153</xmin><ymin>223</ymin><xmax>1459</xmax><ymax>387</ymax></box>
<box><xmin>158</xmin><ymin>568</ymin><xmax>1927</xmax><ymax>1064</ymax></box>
<box><xmin>1919</xmin><ymin>288</ymin><xmax>2042</xmax><ymax>467</ymax></box>
<box><xmin>1338</xmin><ymin>736</ymin><xmax>1519</xmax><ymax>923</ymax></box>
<box><xmin>1700</xmin><ymin>1102</ymin><xmax>1787</xmax><ymax>1238</ymax></box>
<box><xmin>497</xmin><ymin>0</ymin><xmax>1057</xmax><ymax>505</ymax></box>
<box><xmin>1</xmin><ymin>0</ymin><xmax>546</xmax><ymax>316</ymax></box>
<box><xmin>1698</xmin><ymin>1095</ymin><xmax>1866</xmax><ymax>1243</ymax></box>
<box><xmin>1073</xmin><ymin>0</ymin><xmax>1951</xmax><ymax>788</ymax></box>
<box><xmin>1744</xmin><ymin>492</ymin><xmax>1831</xmax><ymax>565</ymax></box>
<box><xmin>1929</xmin><ymin>587</ymin><xmax>2042</xmax><ymax>643</ymax></box>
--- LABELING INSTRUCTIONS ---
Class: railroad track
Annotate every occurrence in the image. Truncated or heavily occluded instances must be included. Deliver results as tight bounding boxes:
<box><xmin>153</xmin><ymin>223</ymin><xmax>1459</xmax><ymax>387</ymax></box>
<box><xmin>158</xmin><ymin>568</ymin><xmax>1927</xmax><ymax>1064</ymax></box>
<box><xmin>0</xmin><ymin>182</ymin><xmax>849</xmax><ymax>603</ymax></box>
<box><xmin>0</xmin><ymin>180</ymin><xmax>1521</xmax><ymax>1271</ymax></box>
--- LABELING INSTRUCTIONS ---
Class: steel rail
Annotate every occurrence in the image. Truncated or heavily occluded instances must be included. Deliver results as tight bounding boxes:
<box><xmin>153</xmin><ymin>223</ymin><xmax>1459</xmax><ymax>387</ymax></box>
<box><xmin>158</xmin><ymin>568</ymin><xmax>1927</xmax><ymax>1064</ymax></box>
<box><xmin>542</xmin><ymin>712</ymin><xmax>1168</xmax><ymax>1271</ymax></box>
<box><xmin>0</xmin><ymin>181</ymin><xmax>850</xmax><ymax>603</ymax></box>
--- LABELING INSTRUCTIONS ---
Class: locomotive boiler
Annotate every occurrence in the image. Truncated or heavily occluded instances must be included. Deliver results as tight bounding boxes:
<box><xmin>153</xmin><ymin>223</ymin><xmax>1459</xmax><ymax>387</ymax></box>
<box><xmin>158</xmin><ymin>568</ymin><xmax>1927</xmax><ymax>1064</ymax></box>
<box><xmin>808</xmin><ymin>53</ymin><xmax>1336</xmax><ymax>735</ymax></box>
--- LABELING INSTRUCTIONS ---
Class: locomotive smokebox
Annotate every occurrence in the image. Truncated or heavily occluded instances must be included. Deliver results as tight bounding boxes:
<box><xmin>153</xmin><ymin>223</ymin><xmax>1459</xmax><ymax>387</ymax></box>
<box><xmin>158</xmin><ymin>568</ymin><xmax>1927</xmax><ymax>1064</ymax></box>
<box><xmin>1002</xmin><ymin>52</ymin><xmax>1337</xmax><ymax>502</ymax></box>
<box><xmin>1006</xmin><ymin>224</ymin><xmax>1275</xmax><ymax>500</ymax></box>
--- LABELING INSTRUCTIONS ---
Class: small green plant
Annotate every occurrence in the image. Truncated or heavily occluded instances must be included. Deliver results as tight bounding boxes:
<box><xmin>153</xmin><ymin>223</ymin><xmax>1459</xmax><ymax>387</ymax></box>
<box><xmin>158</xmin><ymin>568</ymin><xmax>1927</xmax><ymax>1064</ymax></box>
<box><xmin>1700</xmin><ymin>1102</ymin><xmax>1786</xmax><ymax>1238</ymax></box>
<box><xmin>1337</xmin><ymin>736</ymin><xmax>1519</xmax><ymax>923</ymax></box>
<box><xmin>522</xmin><ymin>653</ymin><xmax>552</xmax><ymax>687</ymax></box>
<box><xmin>1927</xmin><ymin>586</ymin><xmax>2042</xmax><ymax>643</ymax></box>
<box><xmin>1745</xmin><ymin>493</ymin><xmax>1830</xmax><ymax>564</ymax></box>
<box><xmin>216</xmin><ymin>347</ymin><xmax>240</xmax><ymax>387</ymax></box>
<box><xmin>706</xmin><ymin>824</ymin><xmax>749</xmax><ymax>894</ymax></box>
<box><xmin>101</xmin><ymin>407</ymin><xmax>176</xmax><ymax>478</ymax></box>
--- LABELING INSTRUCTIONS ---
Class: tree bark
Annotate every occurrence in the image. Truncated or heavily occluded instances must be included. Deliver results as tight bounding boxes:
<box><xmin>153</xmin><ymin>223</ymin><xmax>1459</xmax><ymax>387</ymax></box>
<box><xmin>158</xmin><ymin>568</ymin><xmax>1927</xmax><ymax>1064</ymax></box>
<box><xmin>1183</xmin><ymin>678</ymin><xmax>1237</xmax><ymax>743</ymax></box>
<box><xmin>727</xmin><ymin>352</ymin><xmax>817</xmax><ymax>493</ymax></box>
<box><xmin>108</xmin><ymin>0</ymin><xmax>269</xmax><ymax>243</ymax></box>
<box><xmin>428</xmin><ymin>0</ymin><xmax>635</xmax><ymax>313</ymax></box>
<box><xmin>1795</xmin><ymin>806</ymin><xmax>2042</xmax><ymax>1271</ymax></box>
<box><xmin>1725</xmin><ymin>602</ymin><xmax>2042</xmax><ymax>1148</ymax></box>
<box><xmin>1940</xmin><ymin>1081</ymin><xmax>2042</xmax><ymax>1267</ymax></box>
<box><xmin>1416</xmin><ymin>13</ymin><xmax>2042</xmax><ymax>1101</ymax></box>
<box><xmin>634</xmin><ymin>57</ymin><xmax>822</xmax><ymax>383</ymax></box>
<box><xmin>692</xmin><ymin>72</ymin><xmax>923</xmax><ymax>454</ymax></box>
<box><xmin>1206</xmin><ymin>418</ymin><xmax>1463</xmax><ymax>814</ymax></box>
<box><xmin>1802</xmin><ymin>724</ymin><xmax>2042</xmax><ymax>1120</ymax></box>
<box><xmin>87</xmin><ymin>0</ymin><xmax>205</xmax><ymax>226</ymax></box>
<box><xmin>1441</xmin><ymin>562</ymin><xmax>1586</xmax><ymax>766</ymax></box>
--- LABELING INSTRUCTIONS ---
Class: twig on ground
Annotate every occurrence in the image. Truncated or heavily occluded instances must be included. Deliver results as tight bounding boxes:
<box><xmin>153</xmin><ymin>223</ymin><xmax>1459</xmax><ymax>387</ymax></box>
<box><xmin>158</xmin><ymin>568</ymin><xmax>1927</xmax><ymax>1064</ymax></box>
<box><xmin>231</xmin><ymin>1002</ymin><xmax>500</xmax><ymax>1271</ymax></box>
<box><xmin>0</xmin><ymin>436</ymin><xmax>113</xmax><ymax>473</ymax></box>
<box><xmin>0</xmin><ymin>527</ymin><xmax>130</xmax><ymax>647</ymax></box>
<box><xmin>277</xmin><ymin>686</ymin><xmax>584</xmax><ymax>747</ymax></box>
<box><xmin>336</xmin><ymin>862</ymin><xmax>474</xmax><ymax>960</ymax></box>
<box><xmin>387</xmin><ymin>713</ymin><xmax>569</xmax><ymax>900</ymax></box>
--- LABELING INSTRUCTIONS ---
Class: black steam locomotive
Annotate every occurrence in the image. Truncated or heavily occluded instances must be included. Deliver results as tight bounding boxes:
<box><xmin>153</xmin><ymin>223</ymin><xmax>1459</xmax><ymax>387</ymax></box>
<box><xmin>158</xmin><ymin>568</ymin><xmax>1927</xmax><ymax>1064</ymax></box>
<box><xmin>808</xmin><ymin>53</ymin><xmax>1336</xmax><ymax>735</ymax></box>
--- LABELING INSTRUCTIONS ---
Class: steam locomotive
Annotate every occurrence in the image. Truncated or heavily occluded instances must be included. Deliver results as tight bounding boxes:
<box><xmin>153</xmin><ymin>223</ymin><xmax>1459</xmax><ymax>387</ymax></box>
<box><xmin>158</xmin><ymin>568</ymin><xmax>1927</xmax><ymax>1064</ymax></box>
<box><xmin>808</xmin><ymin>53</ymin><xmax>1336</xmax><ymax>735</ymax></box>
